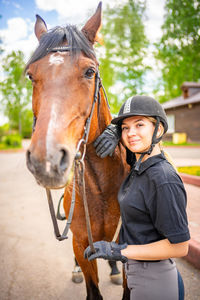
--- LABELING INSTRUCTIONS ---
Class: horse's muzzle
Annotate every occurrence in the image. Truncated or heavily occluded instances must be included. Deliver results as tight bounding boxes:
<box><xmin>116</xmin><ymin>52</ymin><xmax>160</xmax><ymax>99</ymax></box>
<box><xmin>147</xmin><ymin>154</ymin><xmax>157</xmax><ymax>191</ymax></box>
<box><xmin>26</xmin><ymin>145</ymin><xmax>71</xmax><ymax>188</ymax></box>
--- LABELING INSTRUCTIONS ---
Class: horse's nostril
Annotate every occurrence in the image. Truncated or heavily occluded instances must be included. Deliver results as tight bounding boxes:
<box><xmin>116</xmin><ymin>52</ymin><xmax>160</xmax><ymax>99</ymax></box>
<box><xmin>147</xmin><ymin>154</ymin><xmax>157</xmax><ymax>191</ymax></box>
<box><xmin>26</xmin><ymin>149</ymin><xmax>36</xmax><ymax>173</ymax></box>
<box><xmin>26</xmin><ymin>149</ymin><xmax>31</xmax><ymax>166</ymax></box>
<box><xmin>59</xmin><ymin>148</ymin><xmax>69</xmax><ymax>172</ymax></box>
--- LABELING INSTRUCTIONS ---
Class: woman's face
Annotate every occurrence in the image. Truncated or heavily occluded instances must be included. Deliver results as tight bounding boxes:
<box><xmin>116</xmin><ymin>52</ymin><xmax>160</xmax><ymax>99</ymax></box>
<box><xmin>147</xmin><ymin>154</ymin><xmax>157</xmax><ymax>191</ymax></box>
<box><xmin>121</xmin><ymin>116</ymin><xmax>155</xmax><ymax>154</ymax></box>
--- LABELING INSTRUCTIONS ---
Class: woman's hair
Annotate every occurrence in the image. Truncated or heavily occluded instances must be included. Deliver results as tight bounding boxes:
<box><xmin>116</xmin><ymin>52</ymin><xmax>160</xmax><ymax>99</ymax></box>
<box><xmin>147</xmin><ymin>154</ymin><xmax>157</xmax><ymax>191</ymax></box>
<box><xmin>147</xmin><ymin>117</ymin><xmax>178</xmax><ymax>172</ymax></box>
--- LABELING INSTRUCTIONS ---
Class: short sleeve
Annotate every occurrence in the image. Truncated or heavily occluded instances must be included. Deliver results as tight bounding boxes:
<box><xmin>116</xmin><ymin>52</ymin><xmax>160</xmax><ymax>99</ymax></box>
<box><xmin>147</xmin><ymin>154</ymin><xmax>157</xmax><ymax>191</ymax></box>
<box><xmin>148</xmin><ymin>182</ymin><xmax>190</xmax><ymax>243</ymax></box>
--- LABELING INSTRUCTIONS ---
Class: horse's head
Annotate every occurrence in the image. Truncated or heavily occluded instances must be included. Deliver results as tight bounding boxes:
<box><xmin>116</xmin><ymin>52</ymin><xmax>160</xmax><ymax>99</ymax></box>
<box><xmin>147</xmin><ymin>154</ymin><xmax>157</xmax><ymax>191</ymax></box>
<box><xmin>26</xmin><ymin>2</ymin><xmax>108</xmax><ymax>189</ymax></box>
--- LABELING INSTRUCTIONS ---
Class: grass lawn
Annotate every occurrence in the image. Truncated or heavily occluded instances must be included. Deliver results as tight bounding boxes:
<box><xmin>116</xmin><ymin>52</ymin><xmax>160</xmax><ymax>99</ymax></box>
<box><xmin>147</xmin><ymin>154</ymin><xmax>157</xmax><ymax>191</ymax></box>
<box><xmin>177</xmin><ymin>166</ymin><xmax>200</xmax><ymax>177</ymax></box>
<box><xmin>163</xmin><ymin>141</ymin><xmax>200</xmax><ymax>147</ymax></box>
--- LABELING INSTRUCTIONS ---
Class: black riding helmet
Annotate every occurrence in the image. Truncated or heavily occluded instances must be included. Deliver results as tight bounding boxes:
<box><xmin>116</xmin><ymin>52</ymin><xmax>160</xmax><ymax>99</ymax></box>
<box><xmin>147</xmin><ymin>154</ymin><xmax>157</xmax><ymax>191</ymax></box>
<box><xmin>111</xmin><ymin>95</ymin><xmax>168</xmax><ymax>171</ymax></box>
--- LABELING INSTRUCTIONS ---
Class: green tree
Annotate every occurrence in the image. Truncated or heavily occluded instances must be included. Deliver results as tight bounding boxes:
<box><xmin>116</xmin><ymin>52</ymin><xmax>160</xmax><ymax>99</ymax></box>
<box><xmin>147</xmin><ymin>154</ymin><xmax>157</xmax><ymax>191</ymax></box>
<box><xmin>155</xmin><ymin>0</ymin><xmax>200</xmax><ymax>102</ymax></box>
<box><xmin>0</xmin><ymin>50</ymin><xmax>32</xmax><ymax>135</ymax></box>
<box><xmin>99</xmin><ymin>0</ymin><xmax>149</xmax><ymax>113</ymax></box>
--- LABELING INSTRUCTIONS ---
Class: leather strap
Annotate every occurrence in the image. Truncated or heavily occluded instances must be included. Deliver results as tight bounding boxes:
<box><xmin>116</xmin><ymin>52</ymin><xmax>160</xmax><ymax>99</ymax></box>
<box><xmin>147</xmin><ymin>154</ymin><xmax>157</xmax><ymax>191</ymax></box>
<box><xmin>78</xmin><ymin>160</ymin><xmax>96</xmax><ymax>253</ymax></box>
<box><xmin>45</xmin><ymin>167</ymin><xmax>76</xmax><ymax>241</ymax></box>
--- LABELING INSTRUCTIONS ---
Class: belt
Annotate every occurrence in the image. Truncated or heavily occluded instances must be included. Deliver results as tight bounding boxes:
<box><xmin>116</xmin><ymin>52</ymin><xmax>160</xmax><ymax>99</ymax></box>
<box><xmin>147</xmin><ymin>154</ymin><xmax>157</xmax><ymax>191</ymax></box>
<box><xmin>136</xmin><ymin>260</ymin><xmax>161</xmax><ymax>263</ymax></box>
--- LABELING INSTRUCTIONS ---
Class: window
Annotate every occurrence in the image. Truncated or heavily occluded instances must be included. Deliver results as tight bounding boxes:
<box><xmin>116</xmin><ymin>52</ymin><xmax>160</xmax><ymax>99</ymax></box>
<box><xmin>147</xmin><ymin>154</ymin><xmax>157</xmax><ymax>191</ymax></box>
<box><xmin>167</xmin><ymin>114</ymin><xmax>175</xmax><ymax>133</ymax></box>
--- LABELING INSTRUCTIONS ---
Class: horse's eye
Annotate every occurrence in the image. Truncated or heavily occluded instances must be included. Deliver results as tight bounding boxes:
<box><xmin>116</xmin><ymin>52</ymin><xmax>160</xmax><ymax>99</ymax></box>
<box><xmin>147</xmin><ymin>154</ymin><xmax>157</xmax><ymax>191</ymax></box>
<box><xmin>27</xmin><ymin>73</ymin><xmax>34</xmax><ymax>82</ymax></box>
<box><xmin>85</xmin><ymin>68</ymin><xmax>95</xmax><ymax>79</ymax></box>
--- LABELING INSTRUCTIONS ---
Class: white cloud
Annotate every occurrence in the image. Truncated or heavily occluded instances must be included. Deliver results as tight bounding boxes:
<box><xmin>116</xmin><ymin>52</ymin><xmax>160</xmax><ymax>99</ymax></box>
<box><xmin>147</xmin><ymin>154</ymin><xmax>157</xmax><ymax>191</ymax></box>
<box><xmin>35</xmin><ymin>0</ymin><xmax>126</xmax><ymax>24</ymax></box>
<box><xmin>0</xmin><ymin>18</ymin><xmax>38</xmax><ymax>61</ymax></box>
<box><xmin>0</xmin><ymin>18</ymin><xmax>28</xmax><ymax>43</ymax></box>
<box><xmin>36</xmin><ymin>0</ymin><xmax>100</xmax><ymax>24</ymax></box>
<box><xmin>13</xmin><ymin>2</ymin><xmax>22</xmax><ymax>10</ymax></box>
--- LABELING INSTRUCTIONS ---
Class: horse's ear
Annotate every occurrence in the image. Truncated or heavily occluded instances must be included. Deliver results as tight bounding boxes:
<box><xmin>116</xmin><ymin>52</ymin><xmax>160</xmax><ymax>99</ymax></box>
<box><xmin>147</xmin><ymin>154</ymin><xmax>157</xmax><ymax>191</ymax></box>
<box><xmin>81</xmin><ymin>2</ymin><xmax>102</xmax><ymax>44</ymax></box>
<box><xmin>35</xmin><ymin>15</ymin><xmax>47</xmax><ymax>41</ymax></box>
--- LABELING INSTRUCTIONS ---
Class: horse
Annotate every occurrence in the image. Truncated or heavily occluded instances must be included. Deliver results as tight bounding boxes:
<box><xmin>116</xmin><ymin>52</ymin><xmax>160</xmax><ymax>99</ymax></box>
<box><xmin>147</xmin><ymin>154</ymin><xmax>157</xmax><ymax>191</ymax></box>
<box><xmin>25</xmin><ymin>2</ymin><xmax>129</xmax><ymax>299</ymax></box>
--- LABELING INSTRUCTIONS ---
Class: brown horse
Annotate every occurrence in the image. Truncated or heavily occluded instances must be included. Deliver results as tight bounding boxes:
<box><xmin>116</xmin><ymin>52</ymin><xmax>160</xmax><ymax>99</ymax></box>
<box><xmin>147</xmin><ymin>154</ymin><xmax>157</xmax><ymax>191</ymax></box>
<box><xmin>26</xmin><ymin>3</ymin><xmax>129</xmax><ymax>299</ymax></box>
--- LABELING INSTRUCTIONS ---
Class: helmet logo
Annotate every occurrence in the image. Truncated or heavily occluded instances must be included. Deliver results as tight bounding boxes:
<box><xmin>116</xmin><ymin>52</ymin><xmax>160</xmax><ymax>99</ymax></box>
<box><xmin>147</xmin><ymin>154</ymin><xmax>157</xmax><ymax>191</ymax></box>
<box><xmin>123</xmin><ymin>97</ymin><xmax>132</xmax><ymax>114</ymax></box>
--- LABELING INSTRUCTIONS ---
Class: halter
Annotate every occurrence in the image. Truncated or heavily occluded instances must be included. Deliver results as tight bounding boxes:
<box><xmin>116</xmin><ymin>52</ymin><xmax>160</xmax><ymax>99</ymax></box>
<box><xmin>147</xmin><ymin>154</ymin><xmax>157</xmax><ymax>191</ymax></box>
<box><xmin>33</xmin><ymin>46</ymin><xmax>104</xmax><ymax>253</ymax></box>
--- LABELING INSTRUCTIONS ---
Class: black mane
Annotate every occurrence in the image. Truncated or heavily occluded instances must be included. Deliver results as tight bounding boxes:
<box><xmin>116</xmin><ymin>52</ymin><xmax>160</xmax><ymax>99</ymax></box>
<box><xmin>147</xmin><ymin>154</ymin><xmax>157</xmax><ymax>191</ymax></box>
<box><xmin>25</xmin><ymin>25</ymin><xmax>96</xmax><ymax>70</ymax></box>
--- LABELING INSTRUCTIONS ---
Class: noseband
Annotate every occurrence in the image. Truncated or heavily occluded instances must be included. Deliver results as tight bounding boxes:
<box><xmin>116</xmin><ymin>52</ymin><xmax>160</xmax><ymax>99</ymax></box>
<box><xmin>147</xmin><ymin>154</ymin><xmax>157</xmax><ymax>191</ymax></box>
<box><xmin>34</xmin><ymin>46</ymin><xmax>105</xmax><ymax>253</ymax></box>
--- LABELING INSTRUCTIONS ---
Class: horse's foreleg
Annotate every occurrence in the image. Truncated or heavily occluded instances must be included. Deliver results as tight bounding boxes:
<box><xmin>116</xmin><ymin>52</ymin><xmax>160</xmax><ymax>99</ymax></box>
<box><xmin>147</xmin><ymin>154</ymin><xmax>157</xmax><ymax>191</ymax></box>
<box><xmin>73</xmin><ymin>238</ymin><xmax>103</xmax><ymax>300</ymax></box>
<box><xmin>108</xmin><ymin>260</ymin><xmax>120</xmax><ymax>275</ymax></box>
<box><xmin>108</xmin><ymin>260</ymin><xmax>122</xmax><ymax>285</ymax></box>
<box><xmin>72</xmin><ymin>257</ymin><xmax>84</xmax><ymax>283</ymax></box>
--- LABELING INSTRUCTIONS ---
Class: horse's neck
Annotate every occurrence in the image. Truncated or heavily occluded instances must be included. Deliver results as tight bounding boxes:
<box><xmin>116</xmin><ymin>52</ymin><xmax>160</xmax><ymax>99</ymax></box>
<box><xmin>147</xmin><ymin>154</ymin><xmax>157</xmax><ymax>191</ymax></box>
<box><xmin>85</xmin><ymin>143</ymin><xmax>127</xmax><ymax>196</ymax></box>
<box><xmin>96</xmin><ymin>88</ymin><xmax>112</xmax><ymax>134</ymax></box>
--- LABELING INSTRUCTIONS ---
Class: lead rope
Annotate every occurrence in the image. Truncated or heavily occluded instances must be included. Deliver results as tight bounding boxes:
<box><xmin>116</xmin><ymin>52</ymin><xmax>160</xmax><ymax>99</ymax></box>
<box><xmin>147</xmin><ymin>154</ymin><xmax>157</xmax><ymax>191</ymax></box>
<box><xmin>78</xmin><ymin>159</ymin><xmax>96</xmax><ymax>253</ymax></box>
<box><xmin>112</xmin><ymin>217</ymin><xmax>122</xmax><ymax>242</ymax></box>
<box><xmin>45</xmin><ymin>161</ymin><xmax>76</xmax><ymax>241</ymax></box>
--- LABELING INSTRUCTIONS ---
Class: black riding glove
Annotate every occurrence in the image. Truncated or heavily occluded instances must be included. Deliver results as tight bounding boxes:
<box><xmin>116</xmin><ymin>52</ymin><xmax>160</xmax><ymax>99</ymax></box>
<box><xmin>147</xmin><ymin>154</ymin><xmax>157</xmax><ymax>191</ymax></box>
<box><xmin>84</xmin><ymin>241</ymin><xmax>128</xmax><ymax>263</ymax></box>
<box><xmin>94</xmin><ymin>124</ymin><xmax>121</xmax><ymax>158</ymax></box>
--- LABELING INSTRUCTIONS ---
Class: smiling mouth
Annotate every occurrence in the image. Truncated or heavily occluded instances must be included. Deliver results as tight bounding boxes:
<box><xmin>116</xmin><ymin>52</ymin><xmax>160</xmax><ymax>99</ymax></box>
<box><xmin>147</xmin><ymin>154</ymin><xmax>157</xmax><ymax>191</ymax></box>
<box><xmin>129</xmin><ymin>139</ymin><xmax>141</xmax><ymax>145</ymax></box>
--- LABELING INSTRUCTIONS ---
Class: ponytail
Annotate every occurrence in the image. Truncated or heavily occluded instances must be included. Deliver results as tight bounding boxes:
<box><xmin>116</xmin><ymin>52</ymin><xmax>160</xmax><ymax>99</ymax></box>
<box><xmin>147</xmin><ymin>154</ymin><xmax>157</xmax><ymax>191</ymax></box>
<box><xmin>159</xmin><ymin>143</ymin><xmax>178</xmax><ymax>172</ymax></box>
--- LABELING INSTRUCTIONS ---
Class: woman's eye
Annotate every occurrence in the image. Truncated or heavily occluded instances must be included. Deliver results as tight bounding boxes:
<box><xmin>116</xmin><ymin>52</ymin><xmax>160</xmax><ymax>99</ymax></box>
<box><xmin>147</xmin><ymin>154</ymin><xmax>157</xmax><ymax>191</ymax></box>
<box><xmin>85</xmin><ymin>68</ymin><xmax>95</xmax><ymax>79</ymax></box>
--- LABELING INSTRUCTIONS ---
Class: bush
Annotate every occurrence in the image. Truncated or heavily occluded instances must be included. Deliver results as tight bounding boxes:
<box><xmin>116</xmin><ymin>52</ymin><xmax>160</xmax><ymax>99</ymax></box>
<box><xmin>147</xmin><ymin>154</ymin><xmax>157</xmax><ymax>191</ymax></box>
<box><xmin>21</xmin><ymin>109</ymin><xmax>33</xmax><ymax>138</ymax></box>
<box><xmin>0</xmin><ymin>123</ymin><xmax>10</xmax><ymax>139</ymax></box>
<box><xmin>1</xmin><ymin>134</ymin><xmax>22</xmax><ymax>148</ymax></box>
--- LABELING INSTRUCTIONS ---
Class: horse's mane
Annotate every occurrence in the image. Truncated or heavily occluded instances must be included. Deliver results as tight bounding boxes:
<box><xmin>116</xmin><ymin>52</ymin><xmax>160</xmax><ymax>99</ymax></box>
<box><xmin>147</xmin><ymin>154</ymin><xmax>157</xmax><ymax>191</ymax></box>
<box><xmin>25</xmin><ymin>25</ymin><xmax>96</xmax><ymax>70</ymax></box>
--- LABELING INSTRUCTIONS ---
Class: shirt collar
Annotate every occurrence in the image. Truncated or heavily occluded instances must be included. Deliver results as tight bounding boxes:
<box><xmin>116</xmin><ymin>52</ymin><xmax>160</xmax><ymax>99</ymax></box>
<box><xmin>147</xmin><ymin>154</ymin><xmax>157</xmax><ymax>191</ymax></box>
<box><xmin>134</xmin><ymin>152</ymin><xmax>166</xmax><ymax>175</ymax></box>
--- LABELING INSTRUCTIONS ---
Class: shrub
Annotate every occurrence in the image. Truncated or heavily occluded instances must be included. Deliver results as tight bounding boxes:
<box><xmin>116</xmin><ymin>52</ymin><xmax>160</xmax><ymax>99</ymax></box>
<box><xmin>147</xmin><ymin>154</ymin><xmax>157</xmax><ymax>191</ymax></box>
<box><xmin>0</xmin><ymin>124</ymin><xmax>10</xmax><ymax>140</ymax></box>
<box><xmin>1</xmin><ymin>134</ymin><xmax>22</xmax><ymax>148</ymax></box>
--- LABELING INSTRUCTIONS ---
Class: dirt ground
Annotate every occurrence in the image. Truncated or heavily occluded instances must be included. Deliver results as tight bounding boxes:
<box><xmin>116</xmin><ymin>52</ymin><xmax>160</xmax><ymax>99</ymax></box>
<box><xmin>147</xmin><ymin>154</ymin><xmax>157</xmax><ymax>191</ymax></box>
<box><xmin>0</xmin><ymin>151</ymin><xmax>200</xmax><ymax>300</ymax></box>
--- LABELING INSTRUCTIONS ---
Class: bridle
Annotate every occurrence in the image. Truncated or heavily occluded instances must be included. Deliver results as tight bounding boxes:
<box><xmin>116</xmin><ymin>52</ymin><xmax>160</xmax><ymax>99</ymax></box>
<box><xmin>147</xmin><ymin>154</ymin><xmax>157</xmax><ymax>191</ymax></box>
<box><xmin>32</xmin><ymin>46</ymin><xmax>105</xmax><ymax>253</ymax></box>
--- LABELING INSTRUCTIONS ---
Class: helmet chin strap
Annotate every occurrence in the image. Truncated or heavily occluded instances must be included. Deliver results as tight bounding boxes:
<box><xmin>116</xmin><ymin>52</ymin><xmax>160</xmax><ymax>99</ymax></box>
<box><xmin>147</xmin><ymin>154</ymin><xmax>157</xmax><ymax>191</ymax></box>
<box><xmin>134</xmin><ymin>117</ymin><xmax>162</xmax><ymax>171</ymax></box>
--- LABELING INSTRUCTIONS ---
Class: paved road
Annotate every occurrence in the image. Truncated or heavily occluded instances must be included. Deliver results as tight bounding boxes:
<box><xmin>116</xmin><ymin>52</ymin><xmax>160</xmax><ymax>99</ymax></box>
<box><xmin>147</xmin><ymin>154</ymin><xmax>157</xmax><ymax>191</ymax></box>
<box><xmin>165</xmin><ymin>146</ymin><xmax>200</xmax><ymax>159</ymax></box>
<box><xmin>165</xmin><ymin>146</ymin><xmax>200</xmax><ymax>166</ymax></box>
<box><xmin>0</xmin><ymin>151</ymin><xmax>200</xmax><ymax>300</ymax></box>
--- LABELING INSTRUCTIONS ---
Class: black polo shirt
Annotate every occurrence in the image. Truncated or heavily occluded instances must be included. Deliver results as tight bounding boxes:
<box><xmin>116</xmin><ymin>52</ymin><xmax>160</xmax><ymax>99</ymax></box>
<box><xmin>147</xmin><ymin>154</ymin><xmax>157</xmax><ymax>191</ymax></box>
<box><xmin>118</xmin><ymin>152</ymin><xmax>190</xmax><ymax>245</ymax></box>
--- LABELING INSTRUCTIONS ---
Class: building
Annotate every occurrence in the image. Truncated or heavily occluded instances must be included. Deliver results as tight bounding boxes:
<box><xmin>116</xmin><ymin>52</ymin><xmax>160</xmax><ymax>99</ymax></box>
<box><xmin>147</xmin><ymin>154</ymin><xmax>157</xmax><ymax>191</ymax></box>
<box><xmin>162</xmin><ymin>82</ymin><xmax>200</xmax><ymax>143</ymax></box>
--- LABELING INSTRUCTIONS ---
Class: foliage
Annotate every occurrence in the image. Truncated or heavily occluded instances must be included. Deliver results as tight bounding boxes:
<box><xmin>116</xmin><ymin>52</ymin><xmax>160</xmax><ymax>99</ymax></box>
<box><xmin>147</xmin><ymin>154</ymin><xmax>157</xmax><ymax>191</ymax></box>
<box><xmin>0</xmin><ymin>123</ymin><xmax>10</xmax><ymax>138</ymax></box>
<box><xmin>21</xmin><ymin>109</ymin><xmax>33</xmax><ymax>138</ymax></box>
<box><xmin>178</xmin><ymin>166</ymin><xmax>200</xmax><ymax>176</ymax></box>
<box><xmin>155</xmin><ymin>0</ymin><xmax>200</xmax><ymax>102</ymax></box>
<box><xmin>0</xmin><ymin>134</ymin><xmax>22</xmax><ymax>149</ymax></box>
<box><xmin>99</xmin><ymin>0</ymin><xmax>149</xmax><ymax>113</ymax></box>
<box><xmin>0</xmin><ymin>50</ymin><xmax>32</xmax><ymax>136</ymax></box>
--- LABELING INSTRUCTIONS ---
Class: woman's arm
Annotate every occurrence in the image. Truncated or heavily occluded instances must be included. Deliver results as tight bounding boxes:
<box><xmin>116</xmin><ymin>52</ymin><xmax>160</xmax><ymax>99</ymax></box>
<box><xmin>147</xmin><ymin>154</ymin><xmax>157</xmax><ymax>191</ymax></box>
<box><xmin>121</xmin><ymin>238</ymin><xmax>189</xmax><ymax>260</ymax></box>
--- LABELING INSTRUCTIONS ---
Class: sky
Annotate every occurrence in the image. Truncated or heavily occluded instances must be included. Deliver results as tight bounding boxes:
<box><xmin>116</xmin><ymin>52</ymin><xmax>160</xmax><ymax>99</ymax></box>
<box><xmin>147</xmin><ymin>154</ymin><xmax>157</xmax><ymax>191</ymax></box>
<box><xmin>0</xmin><ymin>0</ymin><xmax>165</xmax><ymax>123</ymax></box>
<box><xmin>0</xmin><ymin>0</ymin><xmax>165</xmax><ymax>59</ymax></box>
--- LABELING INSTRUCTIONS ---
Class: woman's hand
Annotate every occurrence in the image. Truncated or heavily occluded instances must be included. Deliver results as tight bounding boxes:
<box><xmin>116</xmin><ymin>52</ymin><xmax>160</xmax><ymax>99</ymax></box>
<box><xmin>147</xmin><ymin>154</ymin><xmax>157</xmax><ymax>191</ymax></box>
<box><xmin>94</xmin><ymin>125</ymin><xmax>121</xmax><ymax>158</ymax></box>
<box><xmin>84</xmin><ymin>241</ymin><xmax>128</xmax><ymax>263</ymax></box>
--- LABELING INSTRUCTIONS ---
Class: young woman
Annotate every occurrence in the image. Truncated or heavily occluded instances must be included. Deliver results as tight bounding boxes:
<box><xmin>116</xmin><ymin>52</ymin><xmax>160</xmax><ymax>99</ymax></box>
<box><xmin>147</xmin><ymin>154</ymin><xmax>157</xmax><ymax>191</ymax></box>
<box><xmin>84</xmin><ymin>95</ymin><xmax>190</xmax><ymax>300</ymax></box>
